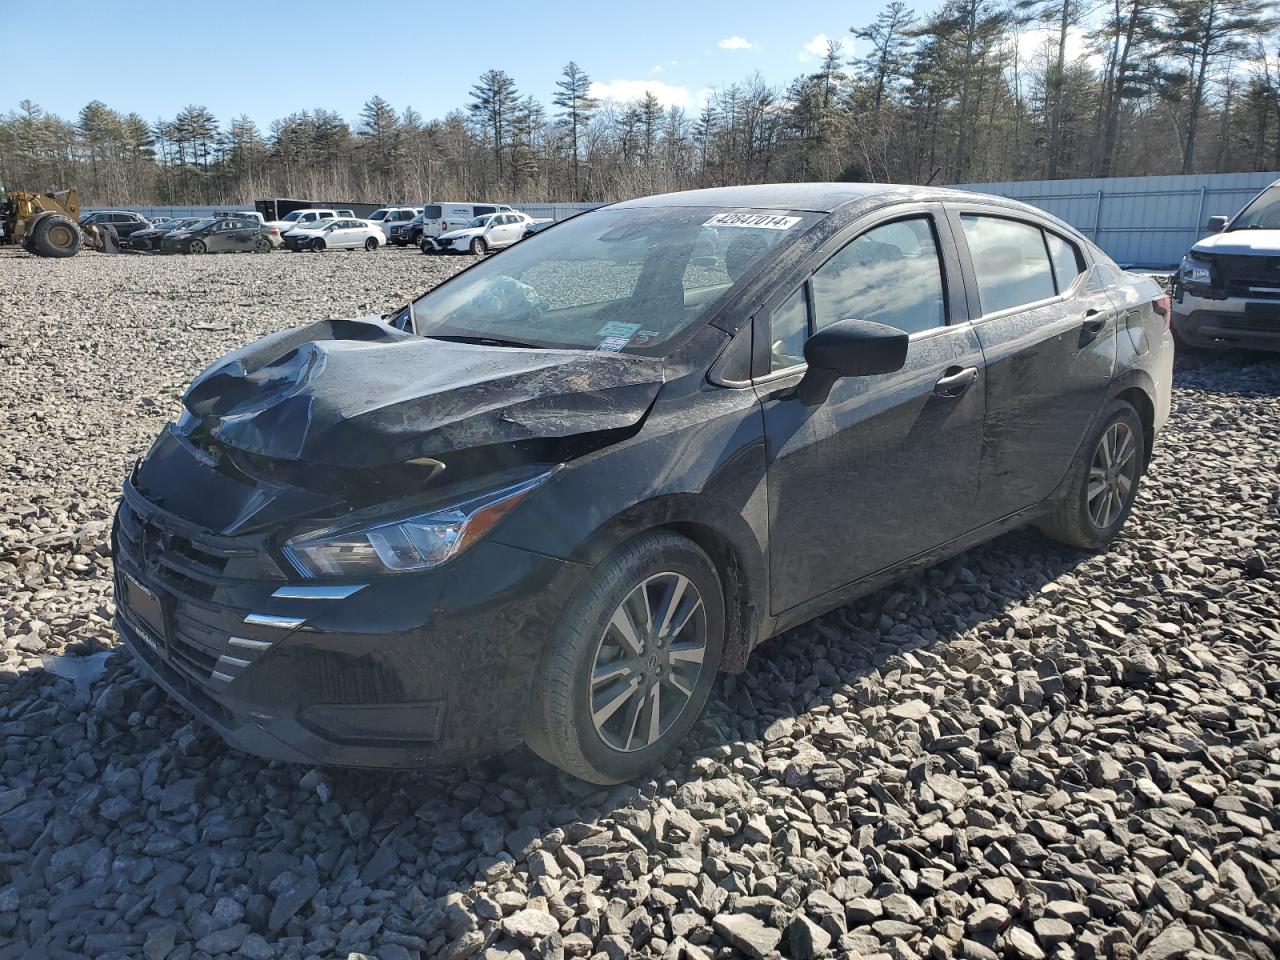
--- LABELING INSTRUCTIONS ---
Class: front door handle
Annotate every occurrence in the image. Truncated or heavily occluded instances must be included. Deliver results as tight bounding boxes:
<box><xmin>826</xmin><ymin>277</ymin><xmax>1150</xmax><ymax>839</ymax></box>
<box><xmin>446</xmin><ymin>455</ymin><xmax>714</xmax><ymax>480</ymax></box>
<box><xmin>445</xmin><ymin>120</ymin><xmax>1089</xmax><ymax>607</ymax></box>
<box><xmin>934</xmin><ymin>365</ymin><xmax>978</xmax><ymax>398</ymax></box>
<box><xmin>1080</xmin><ymin>309</ymin><xmax>1108</xmax><ymax>346</ymax></box>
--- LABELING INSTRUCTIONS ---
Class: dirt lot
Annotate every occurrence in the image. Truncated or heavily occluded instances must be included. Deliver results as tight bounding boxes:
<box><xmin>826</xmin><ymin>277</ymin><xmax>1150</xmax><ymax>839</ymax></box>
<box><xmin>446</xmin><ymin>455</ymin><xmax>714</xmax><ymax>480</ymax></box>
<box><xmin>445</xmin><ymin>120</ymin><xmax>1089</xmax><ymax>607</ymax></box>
<box><xmin>1</xmin><ymin>247</ymin><xmax>1278</xmax><ymax>960</ymax></box>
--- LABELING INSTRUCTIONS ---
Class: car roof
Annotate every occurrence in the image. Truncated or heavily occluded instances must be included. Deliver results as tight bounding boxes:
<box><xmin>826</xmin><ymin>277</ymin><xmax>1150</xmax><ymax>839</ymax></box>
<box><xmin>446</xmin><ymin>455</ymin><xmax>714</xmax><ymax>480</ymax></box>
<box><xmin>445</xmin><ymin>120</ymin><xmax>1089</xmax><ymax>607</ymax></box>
<box><xmin>609</xmin><ymin>182</ymin><xmax>1044</xmax><ymax>215</ymax></box>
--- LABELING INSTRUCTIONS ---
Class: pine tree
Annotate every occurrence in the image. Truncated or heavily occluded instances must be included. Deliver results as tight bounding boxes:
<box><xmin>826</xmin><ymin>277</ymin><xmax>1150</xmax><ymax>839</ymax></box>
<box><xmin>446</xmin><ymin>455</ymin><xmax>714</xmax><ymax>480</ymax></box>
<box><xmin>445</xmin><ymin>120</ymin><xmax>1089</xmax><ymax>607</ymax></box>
<box><xmin>553</xmin><ymin>62</ymin><xmax>598</xmax><ymax>198</ymax></box>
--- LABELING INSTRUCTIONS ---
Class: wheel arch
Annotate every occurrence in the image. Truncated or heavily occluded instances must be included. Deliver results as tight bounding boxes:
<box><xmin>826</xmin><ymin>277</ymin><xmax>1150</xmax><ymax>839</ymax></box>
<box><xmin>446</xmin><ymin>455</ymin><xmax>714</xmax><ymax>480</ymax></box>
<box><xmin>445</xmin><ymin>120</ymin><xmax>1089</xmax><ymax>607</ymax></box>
<box><xmin>1107</xmin><ymin>371</ymin><xmax>1158</xmax><ymax>467</ymax></box>
<box><xmin>569</xmin><ymin>493</ymin><xmax>768</xmax><ymax>674</ymax></box>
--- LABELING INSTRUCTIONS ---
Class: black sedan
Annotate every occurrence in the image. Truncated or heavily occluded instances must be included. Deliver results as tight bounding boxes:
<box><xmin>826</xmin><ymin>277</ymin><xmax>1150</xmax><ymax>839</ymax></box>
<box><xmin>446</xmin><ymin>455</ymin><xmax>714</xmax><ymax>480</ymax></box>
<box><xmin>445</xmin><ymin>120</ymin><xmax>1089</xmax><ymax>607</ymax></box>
<box><xmin>128</xmin><ymin>217</ymin><xmax>205</xmax><ymax>251</ymax></box>
<box><xmin>112</xmin><ymin>184</ymin><xmax>1173</xmax><ymax>783</ymax></box>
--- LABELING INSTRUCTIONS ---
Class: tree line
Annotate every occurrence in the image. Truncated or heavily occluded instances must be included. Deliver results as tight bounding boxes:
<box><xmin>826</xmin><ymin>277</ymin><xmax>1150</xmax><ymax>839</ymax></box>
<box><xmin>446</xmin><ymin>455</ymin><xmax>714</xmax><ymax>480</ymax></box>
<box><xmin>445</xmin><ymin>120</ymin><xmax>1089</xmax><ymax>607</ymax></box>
<box><xmin>2</xmin><ymin>0</ymin><xmax>1277</xmax><ymax>207</ymax></box>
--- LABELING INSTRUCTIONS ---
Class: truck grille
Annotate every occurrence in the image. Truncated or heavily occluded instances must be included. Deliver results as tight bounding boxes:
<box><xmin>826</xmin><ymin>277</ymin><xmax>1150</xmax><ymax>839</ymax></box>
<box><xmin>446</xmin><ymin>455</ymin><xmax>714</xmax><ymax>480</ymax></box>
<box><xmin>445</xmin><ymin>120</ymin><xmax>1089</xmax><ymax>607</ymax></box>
<box><xmin>114</xmin><ymin>495</ymin><xmax>288</xmax><ymax>693</ymax></box>
<box><xmin>1216</xmin><ymin>255</ymin><xmax>1280</xmax><ymax>299</ymax></box>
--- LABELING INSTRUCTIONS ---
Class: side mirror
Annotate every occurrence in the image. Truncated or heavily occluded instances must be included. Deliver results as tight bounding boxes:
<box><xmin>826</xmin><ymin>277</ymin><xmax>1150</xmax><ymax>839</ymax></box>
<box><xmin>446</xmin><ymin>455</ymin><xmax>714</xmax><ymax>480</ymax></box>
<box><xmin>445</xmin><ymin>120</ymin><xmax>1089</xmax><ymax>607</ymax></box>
<box><xmin>1205</xmin><ymin>215</ymin><xmax>1228</xmax><ymax>233</ymax></box>
<box><xmin>796</xmin><ymin>319</ymin><xmax>909</xmax><ymax>405</ymax></box>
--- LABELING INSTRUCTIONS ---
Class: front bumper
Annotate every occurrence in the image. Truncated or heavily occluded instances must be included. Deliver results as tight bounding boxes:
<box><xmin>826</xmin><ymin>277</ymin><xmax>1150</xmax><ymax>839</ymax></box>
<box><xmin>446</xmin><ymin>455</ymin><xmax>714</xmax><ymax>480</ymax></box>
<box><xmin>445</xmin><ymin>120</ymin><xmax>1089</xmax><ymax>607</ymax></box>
<box><xmin>1172</xmin><ymin>290</ymin><xmax>1280</xmax><ymax>352</ymax></box>
<box><xmin>112</xmin><ymin>482</ymin><xmax>588</xmax><ymax>768</ymax></box>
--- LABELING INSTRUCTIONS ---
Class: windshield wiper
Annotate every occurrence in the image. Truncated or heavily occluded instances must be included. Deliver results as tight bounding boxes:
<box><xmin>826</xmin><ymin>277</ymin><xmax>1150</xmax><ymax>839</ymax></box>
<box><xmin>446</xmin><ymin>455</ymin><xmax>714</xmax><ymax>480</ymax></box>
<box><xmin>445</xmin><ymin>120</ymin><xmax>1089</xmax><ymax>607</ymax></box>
<box><xmin>427</xmin><ymin>334</ymin><xmax>542</xmax><ymax>349</ymax></box>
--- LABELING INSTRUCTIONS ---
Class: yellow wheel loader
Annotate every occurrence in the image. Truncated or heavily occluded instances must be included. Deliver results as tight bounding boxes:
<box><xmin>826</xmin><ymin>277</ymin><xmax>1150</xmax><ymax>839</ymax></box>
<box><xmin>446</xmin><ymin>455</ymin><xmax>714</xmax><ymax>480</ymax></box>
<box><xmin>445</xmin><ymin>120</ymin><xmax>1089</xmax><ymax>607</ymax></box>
<box><xmin>0</xmin><ymin>180</ymin><xmax>91</xmax><ymax>257</ymax></box>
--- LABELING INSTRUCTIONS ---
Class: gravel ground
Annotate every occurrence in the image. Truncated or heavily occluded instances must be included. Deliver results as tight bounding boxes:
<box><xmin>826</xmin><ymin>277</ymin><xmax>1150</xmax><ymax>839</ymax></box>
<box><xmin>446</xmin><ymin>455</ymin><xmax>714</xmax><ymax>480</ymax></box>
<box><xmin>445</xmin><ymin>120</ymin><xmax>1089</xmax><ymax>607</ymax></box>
<box><xmin>1</xmin><ymin>247</ymin><xmax>1278</xmax><ymax>960</ymax></box>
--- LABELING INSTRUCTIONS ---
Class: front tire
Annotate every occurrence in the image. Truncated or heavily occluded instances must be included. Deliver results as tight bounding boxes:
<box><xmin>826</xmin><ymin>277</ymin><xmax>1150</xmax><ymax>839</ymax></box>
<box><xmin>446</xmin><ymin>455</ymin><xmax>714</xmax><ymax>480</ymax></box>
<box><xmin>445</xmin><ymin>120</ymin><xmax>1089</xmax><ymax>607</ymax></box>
<box><xmin>1038</xmin><ymin>399</ymin><xmax>1144</xmax><ymax>549</ymax></box>
<box><xmin>470</xmin><ymin>237</ymin><xmax>487</xmax><ymax>256</ymax></box>
<box><xmin>311</xmin><ymin>238</ymin><xmax>326</xmax><ymax>252</ymax></box>
<box><xmin>30</xmin><ymin>214</ymin><xmax>82</xmax><ymax>258</ymax></box>
<box><xmin>527</xmin><ymin>531</ymin><xmax>724</xmax><ymax>784</ymax></box>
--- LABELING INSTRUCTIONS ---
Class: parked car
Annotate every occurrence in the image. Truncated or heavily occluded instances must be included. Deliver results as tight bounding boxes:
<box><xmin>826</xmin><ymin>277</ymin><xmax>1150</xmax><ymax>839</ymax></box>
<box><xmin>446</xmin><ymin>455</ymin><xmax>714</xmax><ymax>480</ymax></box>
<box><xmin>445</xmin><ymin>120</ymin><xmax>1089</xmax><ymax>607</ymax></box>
<box><xmin>387</xmin><ymin>211</ymin><xmax>426</xmax><ymax>247</ymax></box>
<box><xmin>80</xmin><ymin>210</ymin><xmax>151</xmax><ymax>240</ymax></box>
<box><xmin>149</xmin><ymin>216</ymin><xmax>173</xmax><ymax>225</ymax></box>
<box><xmin>282</xmin><ymin>218</ymin><xmax>385</xmax><ymax>252</ymax></box>
<box><xmin>129</xmin><ymin>217</ymin><xmax>206</xmax><ymax>251</ymax></box>
<box><xmin>367</xmin><ymin>207</ymin><xmax>422</xmax><ymax>239</ymax></box>
<box><xmin>112</xmin><ymin>183</ymin><xmax>1172</xmax><ymax>783</ymax></box>
<box><xmin>264</xmin><ymin>208</ymin><xmax>355</xmax><ymax>234</ymax></box>
<box><xmin>424</xmin><ymin>211</ymin><xmax>548</xmax><ymax>255</ymax></box>
<box><xmin>160</xmin><ymin>216</ymin><xmax>281</xmax><ymax>254</ymax></box>
<box><xmin>416</xmin><ymin>202</ymin><xmax>512</xmax><ymax>242</ymax></box>
<box><xmin>228</xmin><ymin>211</ymin><xmax>267</xmax><ymax>225</ymax></box>
<box><xmin>1172</xmin><ymin>178</ymin><xmax>1280</xmax><ymax>352</ymax></box>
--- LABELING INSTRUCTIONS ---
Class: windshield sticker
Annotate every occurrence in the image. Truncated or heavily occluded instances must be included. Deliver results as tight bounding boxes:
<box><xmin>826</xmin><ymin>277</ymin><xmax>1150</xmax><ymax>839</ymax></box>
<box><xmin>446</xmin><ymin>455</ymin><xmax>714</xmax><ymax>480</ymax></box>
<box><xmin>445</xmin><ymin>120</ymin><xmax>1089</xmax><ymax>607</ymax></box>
<box><xmin>630</xmin><ymin>330</ymin><xmax>661</xmax><ymax>347</ymax></box>
<box><xmin>598</xmin><ymin>321</ymin><xmax>641</xmax><ymax>338</ymax></box>
<box><xmin>597</xmin><ymin>336</ymin><xmax>630</xmax><ymax>352</ymax></box>
<box><xmin>703</xmin><ymin>213</ymin><xmax>801</xmax><ymax>231</ymax></box>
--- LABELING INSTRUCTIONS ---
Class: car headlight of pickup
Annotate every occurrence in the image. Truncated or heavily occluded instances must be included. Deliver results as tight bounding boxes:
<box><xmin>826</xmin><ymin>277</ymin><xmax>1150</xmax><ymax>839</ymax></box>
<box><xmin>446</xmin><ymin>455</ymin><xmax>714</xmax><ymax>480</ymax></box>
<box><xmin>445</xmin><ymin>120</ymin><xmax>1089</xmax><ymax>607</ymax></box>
<box><xmin>283</xmin><ymin>471</ymin><xmax>552</xmax><ymax>577</ymax></box>
<box><xmin>1180</xmin><ymin>253</ymin><xmax>1212</xmax><ymax>286</ymax></box>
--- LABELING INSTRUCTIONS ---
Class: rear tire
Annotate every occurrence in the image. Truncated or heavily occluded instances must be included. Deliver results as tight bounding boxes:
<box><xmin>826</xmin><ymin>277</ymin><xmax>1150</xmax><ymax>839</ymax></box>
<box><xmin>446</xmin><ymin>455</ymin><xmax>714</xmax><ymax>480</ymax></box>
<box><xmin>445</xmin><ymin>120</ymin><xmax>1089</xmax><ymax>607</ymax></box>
<box><xmin>254</xmin><ymin>237</ymin><xmax>272</xmax><ymax>254</ymax></box>
<box><xmin>364</xmin><ymin>237</ymin><xmax>378</xmax><ymax>251</ymax></box>
<box><xmin>470</xmin><ymin>237</ymin><xmax>487</xmax><ymax>256</ymax></box>
<box><xmin>187</xmin><ymin>238</ymin><xmax>206</xmax><ymax>255</ymax></box>
<box><xmin>526</xmin><ymin>531</ymin><xmax>724</xmax><ymax>784</ymax></box>
<box><xmin>1038</xmin><ymin>399</ymin><xmax>1144</xmax><ymax>549</ymax></box>
<box><xmin>30</xmin><ymin>214</ymin><xmax>82</xmax><ymax>258</ymax></box>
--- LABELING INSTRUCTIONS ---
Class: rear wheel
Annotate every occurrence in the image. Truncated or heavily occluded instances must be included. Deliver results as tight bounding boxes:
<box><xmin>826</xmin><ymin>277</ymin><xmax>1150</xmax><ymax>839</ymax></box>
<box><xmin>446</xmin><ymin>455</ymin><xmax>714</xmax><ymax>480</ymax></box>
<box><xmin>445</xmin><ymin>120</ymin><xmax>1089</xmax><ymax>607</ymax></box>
<box><xmin>1038</xmin><ymin>399</ymin><xmax>1144</xmax><ymax>549</ymax></box>
<box><xmin>364</xmin><ymin>237</ymin><xmax>378</xmax><ymax>251</ymax></box>
<box><xmin>526</xmin><ymin>531</ymin><xmax>724</xmax><ymax>784</ymax></box>
<box><xmin>187</xmin><ymin>238</ymin><xmax>206</xmax><ymax>255</ymax></box>
<box><xmin>30</xmin><ymin>214</ymin><xmax>82</xmax><ymax>258</ymax></box>
<box><xmin>470</xmin><ymin>237</ymin><xmax>487</xmax><ymax>256</ymax></box>
<box><xmin>254</xmin><ymin>237</ymin><xmax>272</xmax><ymax>254</ymax></box>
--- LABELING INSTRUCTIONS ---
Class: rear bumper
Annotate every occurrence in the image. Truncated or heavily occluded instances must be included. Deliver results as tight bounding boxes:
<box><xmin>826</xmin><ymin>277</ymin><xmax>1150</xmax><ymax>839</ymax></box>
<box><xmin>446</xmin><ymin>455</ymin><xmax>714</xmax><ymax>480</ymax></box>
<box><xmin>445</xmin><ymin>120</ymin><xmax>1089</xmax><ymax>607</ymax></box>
<box><xmin>1172</xmin><ymin>292</ymin><xmax>1280</xmax><ymax>352</ymax></box>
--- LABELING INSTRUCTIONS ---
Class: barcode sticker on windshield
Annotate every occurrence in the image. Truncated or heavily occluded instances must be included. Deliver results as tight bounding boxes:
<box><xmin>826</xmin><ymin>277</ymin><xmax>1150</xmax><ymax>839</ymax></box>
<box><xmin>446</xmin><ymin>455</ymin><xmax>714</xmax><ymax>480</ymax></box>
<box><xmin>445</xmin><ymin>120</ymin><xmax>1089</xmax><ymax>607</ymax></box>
<box><xmin>703</xmin><ymin>213</ymin><xmax>801</xmax><ymax>230</ymax></box>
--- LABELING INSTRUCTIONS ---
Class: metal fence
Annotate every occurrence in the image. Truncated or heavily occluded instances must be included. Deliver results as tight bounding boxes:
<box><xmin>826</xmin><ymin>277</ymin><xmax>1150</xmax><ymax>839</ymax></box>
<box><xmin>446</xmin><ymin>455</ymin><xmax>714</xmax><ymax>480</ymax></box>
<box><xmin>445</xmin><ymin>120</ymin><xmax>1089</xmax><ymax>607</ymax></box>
<box><xmin>952</xmin><ymin>171</ymin><xmax>1279</xmax><ymax>268</ymax></box>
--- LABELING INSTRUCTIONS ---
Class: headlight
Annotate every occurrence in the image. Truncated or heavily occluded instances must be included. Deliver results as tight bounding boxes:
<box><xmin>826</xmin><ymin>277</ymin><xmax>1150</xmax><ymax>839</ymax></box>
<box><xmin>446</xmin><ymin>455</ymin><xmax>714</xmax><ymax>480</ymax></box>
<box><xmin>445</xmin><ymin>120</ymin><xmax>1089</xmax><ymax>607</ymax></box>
<box><xmin>1180</xmin><ymin>254</ymin><xmax>1211</xmax><ymax>285</ymax></box>
<box><xmin>283</xmin><ymin>471</ymin><xmax>552</xmax><ymax>577</ymax></box>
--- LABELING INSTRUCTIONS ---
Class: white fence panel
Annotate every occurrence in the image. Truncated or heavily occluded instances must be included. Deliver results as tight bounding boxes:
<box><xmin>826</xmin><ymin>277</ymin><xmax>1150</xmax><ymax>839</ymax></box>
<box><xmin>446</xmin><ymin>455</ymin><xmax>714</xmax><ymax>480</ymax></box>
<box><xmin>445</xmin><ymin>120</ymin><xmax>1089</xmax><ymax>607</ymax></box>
<box><xmin>952</xmin><ymin>171</ymin><xmax>1279</xmax><ymax>267</ymax></box>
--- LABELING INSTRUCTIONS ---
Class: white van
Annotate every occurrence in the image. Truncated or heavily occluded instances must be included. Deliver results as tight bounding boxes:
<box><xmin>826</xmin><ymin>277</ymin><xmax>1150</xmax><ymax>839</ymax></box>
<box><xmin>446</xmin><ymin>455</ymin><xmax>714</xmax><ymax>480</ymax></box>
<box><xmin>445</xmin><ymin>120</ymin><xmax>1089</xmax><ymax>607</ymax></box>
<box><xmin>419</xmin><ymin>202</ymin><xmax>512</xmax><ymax>241</ymax></box>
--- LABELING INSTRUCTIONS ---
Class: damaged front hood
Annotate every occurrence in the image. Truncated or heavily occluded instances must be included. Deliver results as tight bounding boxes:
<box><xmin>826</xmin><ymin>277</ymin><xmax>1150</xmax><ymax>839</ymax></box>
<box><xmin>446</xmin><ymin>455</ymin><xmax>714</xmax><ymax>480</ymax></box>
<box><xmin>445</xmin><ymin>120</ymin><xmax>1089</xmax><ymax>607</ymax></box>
<box><xmin>180</xmin><ymin>316</ymin><xmax>665</xmax><ymax>468</ymax></box>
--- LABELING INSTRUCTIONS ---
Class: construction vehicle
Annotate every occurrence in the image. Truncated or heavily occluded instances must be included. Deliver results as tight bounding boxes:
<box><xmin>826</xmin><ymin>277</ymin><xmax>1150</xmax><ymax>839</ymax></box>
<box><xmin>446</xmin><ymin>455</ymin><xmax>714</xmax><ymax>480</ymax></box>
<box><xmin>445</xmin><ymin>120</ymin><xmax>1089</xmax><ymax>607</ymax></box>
<box><xmin>0</xmin><ymin>179</ymin><xmax>87</xmax><ymax>257</ymax></box>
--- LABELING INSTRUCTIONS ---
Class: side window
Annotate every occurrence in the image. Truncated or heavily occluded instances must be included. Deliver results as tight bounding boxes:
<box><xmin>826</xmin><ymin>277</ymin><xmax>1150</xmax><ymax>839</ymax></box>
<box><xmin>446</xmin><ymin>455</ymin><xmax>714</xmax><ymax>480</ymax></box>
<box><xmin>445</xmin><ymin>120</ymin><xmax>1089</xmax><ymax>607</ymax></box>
<box><xmin>960</xmin><ymin>215</ymin><xmax>1056</xmax><ymax>314</ymax></box>
<box><xmin>474</xmin><ymin>206</ymin><xmax>495</xmax><ymax>216</ymax></box>
<box><xmin>770</xmin><ymin>286</ymin><xmax>810</xmax><ymax>372</ymax></box>
<box><xmin>812</xmin><ymin>216</ymin><xmax>947</xmax><ymax>335</ymax></box>
<box><xmin>1046</xmin><ymin>232</ymin><xmax>1084</xmax><ymax>293</ymax></box>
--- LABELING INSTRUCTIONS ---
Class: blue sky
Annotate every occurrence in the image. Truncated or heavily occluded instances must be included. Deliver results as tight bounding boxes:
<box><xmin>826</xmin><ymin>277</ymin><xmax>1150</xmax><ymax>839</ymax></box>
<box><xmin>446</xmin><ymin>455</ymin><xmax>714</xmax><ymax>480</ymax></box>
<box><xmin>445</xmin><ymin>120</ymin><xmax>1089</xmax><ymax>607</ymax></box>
<box><xmin>6</xmin><ymin>0</ymin><xmax>930</xmax><ymax>128</ymax></box>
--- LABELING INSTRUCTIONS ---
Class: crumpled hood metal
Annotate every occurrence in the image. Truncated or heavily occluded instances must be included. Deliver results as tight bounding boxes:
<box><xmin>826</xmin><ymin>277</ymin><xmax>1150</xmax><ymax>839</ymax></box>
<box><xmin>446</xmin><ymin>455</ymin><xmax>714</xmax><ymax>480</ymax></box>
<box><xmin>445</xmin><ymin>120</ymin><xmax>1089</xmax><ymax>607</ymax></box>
<box><xmin>1190</xmin><ymin>229</ymin><xmax>1280</xmax><ymax>257</ymax></box>
<box><xmin>180</xmin><ymin>316</ymin><xmax>665</xmax><ymax>468</ymax></box>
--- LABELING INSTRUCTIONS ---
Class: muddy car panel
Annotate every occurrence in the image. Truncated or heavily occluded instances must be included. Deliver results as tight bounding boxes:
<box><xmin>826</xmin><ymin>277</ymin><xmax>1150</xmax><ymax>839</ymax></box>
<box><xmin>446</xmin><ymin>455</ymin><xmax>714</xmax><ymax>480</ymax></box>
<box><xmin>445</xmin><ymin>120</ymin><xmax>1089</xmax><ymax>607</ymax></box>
<box><xmin>113</xmin><ymin>183</ymin><xmax>1175</xmax><ymax>770</ymax></box>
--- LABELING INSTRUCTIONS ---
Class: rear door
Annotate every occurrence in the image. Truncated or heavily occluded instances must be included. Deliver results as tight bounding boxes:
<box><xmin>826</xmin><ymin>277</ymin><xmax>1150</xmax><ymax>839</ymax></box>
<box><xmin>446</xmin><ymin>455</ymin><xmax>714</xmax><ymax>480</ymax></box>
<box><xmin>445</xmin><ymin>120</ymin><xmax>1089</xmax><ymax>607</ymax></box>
<box><xmin>757</xmin><ymin>204</ymin><xmax>987</xmax><ymax>613</ymax></box>
<box><xmin>945</xmin><ymin>206</ymin><xmax>1118</xmax><ymax>521</ymax></box>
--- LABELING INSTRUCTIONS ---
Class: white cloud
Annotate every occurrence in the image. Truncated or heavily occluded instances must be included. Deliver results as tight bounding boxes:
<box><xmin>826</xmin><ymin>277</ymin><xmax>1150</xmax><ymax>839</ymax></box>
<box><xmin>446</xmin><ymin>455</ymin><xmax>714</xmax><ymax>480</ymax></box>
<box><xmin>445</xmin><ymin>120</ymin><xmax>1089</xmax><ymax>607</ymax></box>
<box><xmin>1014</xmin><ymin>24</ymin><xmax>1104</xmax><ymax>72</ymax></box>
<box><xmin>718</xmin><ymin>35</ymin><xmax>754</xmax><ymax>51</ymax></box>
<box><xmin>799</xmin><ymin>33</ymin><xmax>833</xmax><ymax>60</ymax></box>
<box><xmin>588</xmin><ymin>79</ymin><xmax>693</xmax><ymax>108</ymax></box>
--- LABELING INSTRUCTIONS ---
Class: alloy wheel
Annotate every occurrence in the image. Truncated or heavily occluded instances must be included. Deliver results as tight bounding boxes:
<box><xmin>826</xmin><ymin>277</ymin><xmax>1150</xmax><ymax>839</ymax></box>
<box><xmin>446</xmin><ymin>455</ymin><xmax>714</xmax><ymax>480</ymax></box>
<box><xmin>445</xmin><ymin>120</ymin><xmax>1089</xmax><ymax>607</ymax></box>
<box><xmin>1088</xmin><ymin>420</ymin><xmax>1138</xmax><ymax>528</ymax></box>
<box><xmin>589</xmin><ymin>572</ymin><xmax>708</xmax><ymax>753</ymax></box>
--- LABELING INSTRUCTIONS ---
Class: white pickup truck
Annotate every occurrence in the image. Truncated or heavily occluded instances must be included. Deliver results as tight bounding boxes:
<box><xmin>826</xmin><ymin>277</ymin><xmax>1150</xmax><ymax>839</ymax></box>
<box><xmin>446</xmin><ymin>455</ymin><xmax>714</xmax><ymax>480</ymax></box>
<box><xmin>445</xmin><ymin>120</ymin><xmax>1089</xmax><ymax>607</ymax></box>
<box><xmin>424</xmin><ymin>210</ymin><xmax>554</xmax><ymax>255</ymax></box>
<box><xmin>1173</xmin><ymin>178</ymin><xmax>1280</xmax><ymax>353</ymax></box>
<box><xmin>264</xmin><ymin>208</ymin><xmax>356</xmax><ymax>234</ymax></box>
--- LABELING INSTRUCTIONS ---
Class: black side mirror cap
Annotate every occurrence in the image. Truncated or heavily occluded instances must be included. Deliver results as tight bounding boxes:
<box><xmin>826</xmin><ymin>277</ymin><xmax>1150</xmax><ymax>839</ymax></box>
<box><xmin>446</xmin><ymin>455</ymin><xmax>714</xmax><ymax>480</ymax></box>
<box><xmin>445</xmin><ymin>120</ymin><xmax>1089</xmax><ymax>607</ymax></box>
<box><xmin>796</xmin><ymin>319</ymin><xmax>909</xmax><ymax>405</ymax></box>
<box><xmin>1205</xmin><ymin>215</ymin><xmax>1228</xmax><ymax>232</ymax></box>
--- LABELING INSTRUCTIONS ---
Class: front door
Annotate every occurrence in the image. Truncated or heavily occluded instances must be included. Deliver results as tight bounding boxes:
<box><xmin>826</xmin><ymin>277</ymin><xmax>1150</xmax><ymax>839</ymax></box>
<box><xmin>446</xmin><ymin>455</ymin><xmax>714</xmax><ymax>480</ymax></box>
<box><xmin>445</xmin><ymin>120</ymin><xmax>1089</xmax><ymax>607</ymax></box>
<box><xmin>945</xmin><ymin>209</ymin><xmax>1119</xmax><ymax>521</ymax></box>
<box><xmin>759</xmin><ymin>208</ymin><xmax>987</xmax><ymax>614</ymax></box>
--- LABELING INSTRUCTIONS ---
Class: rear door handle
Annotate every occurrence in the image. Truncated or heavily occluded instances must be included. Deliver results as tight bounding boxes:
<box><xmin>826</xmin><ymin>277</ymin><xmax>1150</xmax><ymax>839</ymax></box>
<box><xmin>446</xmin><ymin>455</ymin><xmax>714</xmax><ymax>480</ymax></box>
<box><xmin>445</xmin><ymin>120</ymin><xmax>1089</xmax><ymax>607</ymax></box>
<box><xmin>1080</xmin><ymin>309</ymin><xmax>1108</xmax><ymax>345</ymax></box>
<box><xmin>934</xmin><ymin>365</ymin><xmax>979</xmax><ymax>398</ymax></box>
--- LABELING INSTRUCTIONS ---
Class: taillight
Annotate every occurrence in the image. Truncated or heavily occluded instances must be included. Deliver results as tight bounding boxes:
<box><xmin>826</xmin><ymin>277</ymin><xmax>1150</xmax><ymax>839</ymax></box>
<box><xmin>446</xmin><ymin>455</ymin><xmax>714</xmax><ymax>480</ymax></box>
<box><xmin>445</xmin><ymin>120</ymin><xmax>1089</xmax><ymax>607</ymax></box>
<box><xmin>1153</xmin><ymin>294</ymin><xmax>1171</xmax><ymax>331</ymax></box>
<box><xmin>269</xmin><ymin>227</ymin><xmax>279</xmax><ymax>235</ymax></box>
